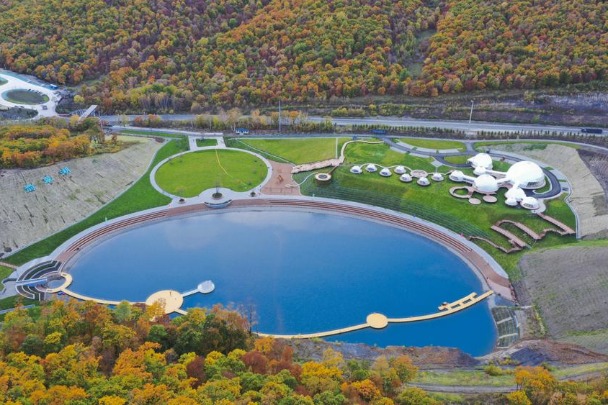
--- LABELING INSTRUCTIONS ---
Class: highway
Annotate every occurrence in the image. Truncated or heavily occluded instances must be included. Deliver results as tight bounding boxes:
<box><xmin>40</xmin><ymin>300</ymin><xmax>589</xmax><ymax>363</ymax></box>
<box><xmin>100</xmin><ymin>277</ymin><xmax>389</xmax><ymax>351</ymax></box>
<box><xmin>101</xmin><ymin>113</ymin><xmax>589</xmax><ymax>135</ymax></box>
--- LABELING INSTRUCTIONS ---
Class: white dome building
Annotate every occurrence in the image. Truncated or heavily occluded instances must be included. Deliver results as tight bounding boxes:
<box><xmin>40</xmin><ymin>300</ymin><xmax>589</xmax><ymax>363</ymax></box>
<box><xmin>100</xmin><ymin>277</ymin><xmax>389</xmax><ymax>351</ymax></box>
<box><xmin>417</xmin><ymin>177</ymin><xmax>430</xmax><ymax>186</ymax></box>
<box><xmin>468</xmin><ymin>153</ymin><xmax>493</xmax><ymax>170</ymax></box>
<box><xmin>394</xmin><ymin>166</ymin><xmax>406</xmax><ymax>174</ymax></box>
<box><xmin>449</xmin><ymin>170</ymin><xmax>465</xmax><ymax>182</ymax></box>
<box><xmin>521</xmin><ymin>196</ymin><xmax>540</xmax><ymax>210</ymax></box>
<box><xmin>431</xmin><ymin>172</ymin><xmax>444</xmax><ymax>181</ymax></box>
<box><xmin>350</xmin><ymin>165</ymin><xmax>362</xmax><ymax>174</ymax></box>
<box><xmin>505</xmin><ymin>187</ymin><xmax>526</xmax><ymax>202</ymax></box>
<box><xmin>473</xmin><ymin>174</ymin><xmax>499</xmax><ymax>194</ymax></box>
<box><xmin>505</xmin><ymin>161</ymin><xmax>545</xmax><ymax>189</ymax></box>
<box><xmin>399</xmin><ymin>173</ymin><xmax>412</xmax><ymax>183</ymax></box>
<box><xmin>505</xmin><ymin>198</ymin><xmax>518</xmax><ymax>207</ymax></box>
<box><xmin>366</xmin><ymin>164</ymin><xmax>378</xmax><ymax>173</ymax></box>
<box><xmin>379</xmin><ymin>168</ymin><xmax>392</xmax><ymax>177</ymax></box>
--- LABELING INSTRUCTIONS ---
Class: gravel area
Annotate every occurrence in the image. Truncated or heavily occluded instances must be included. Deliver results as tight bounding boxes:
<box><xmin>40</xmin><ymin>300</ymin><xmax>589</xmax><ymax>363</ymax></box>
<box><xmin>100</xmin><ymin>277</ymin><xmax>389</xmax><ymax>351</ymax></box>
<box><xmin>517</xmin><ymin>246</ymin><xmax>608</xmax><ymax>354</ymax></box>
<box><xmin>489</xmin><ymin>143</ymin><xmax>608</xmax><ymax>238</ymax></box>
<box><xmin>0</xmin><ymin>139</ymin><xmax>162</xmax><ymax>254</ymax></box>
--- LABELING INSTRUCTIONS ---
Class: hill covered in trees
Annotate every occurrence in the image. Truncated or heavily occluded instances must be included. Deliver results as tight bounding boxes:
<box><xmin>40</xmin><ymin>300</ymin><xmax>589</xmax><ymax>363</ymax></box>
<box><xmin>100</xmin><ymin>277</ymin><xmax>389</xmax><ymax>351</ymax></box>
<box><xmin>0</xmin><ymin>0</ymin><xmax>606</xmax><ymax>112</ymax></box>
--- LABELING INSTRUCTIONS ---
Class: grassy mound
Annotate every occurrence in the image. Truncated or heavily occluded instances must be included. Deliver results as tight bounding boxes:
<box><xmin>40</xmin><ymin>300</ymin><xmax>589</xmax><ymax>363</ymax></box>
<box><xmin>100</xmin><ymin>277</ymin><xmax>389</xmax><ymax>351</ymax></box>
<box><xmin>155</xmin><ymin>149</ymin><xmax>267</xmax><ymax>197</ymax></box>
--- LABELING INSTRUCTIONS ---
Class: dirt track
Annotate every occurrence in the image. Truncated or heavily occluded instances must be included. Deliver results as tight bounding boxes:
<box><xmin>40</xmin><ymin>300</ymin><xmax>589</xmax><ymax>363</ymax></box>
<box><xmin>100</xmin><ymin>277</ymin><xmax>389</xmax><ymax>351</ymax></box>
<box><xmin>0</xmin><ymin>139</ymin><xmax>161</xmax><ymax>255</ymax></box>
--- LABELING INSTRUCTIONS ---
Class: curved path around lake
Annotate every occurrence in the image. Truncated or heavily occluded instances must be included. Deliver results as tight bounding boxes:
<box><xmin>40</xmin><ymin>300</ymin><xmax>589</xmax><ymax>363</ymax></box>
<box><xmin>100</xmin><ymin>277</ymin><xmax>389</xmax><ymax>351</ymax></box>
<box><xmin>256</xmin><ymin>291</ymin><xmax>493</xmax><ymax>339</ymax></box>
<box><xmin>44</xmin><ymin>195</ymin><xmax>512</xmax><ymax>301</ymax></box>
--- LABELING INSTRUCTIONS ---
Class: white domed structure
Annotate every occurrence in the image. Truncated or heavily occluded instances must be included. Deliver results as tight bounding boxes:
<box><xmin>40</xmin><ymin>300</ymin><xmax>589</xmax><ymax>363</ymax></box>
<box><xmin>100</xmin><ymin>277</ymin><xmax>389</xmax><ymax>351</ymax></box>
<box><xmin>505</xmin><ymin>198</ymin><xmax>518</xmax><ymax>207</ymax></box>
<box><xmin>505</xmin><ymin>161</ymin><xmax>545</xmax><ymax>189</ymax></box>
<box><xmin>394</xmin><ymin>166</ymin><xmax>406</xmax><ymax>174</ymax></box>
<box><xmin>473</xmin><ymin>174</ymin><xmax>499</xmax><ymax>193</ymax></box>
<box><xmin>399</xmin><ymin>173</ymin><xmax>412</xmax><ymax>183</ymax></box>
<box><xmin>473</xmin><ymin>166</ymin><xmax>487</xmax><ymax>176</ymax></box>
<box><xmin>417</xmin><ymin>177</ymin><xmax>430</xmax><ymax>186</ymax></box>
<box><xmin>449</xmin><ymin>170</ymin><xmax>465</xmax><ymax>182</ymax></box>
<box><xmin>350</xmin><ymin>166</ymin><xmax>362</xmax><ymax>174</ymax></box>
<box><xmin>521</xmin><ymin>196</ymin><xmax>540</xmax><ymax>210</ymax></box>
<box><xmin>366</xmin><ymin>164</ymin><xmax>377</xmax><ymax>173</ymax></box>
<box><xmin>468</xmin><ymin>153</ymin><xmax>493</xmax><ymax>170</ymax></box>
<box><xmin>379</xmin><ymin>168</ymin><xmax>392</xmax><ymax>177</ymax></box>
<box><xmin>431</xmin><ymin>172</ymin><xmax>444</xmax><ymax>181</ymax></box>
<box><xmin>505</xmin><ymin>187</ymin><xmax>526</xmax><ymax>202</ymax></box>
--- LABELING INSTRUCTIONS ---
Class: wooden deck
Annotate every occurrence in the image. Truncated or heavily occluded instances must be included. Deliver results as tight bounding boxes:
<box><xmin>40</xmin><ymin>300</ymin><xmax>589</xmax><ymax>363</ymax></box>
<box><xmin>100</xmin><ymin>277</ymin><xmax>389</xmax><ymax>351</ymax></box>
<box><xmin>256</xmin><ymin>291</ymin><xmax>493</xmax><ymax>339</ymax></box>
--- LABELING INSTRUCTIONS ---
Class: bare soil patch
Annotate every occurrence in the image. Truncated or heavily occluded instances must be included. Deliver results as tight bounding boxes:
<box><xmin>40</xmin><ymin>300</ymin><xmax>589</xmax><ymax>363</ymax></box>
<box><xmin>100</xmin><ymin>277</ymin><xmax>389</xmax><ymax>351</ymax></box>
<box><xmin>261</xmin><ymin>160</ymin><xmax>301</xmax><ymax>196</ymax></box>
<box><xmin>0</xmin><ymin>139</ymin><xmax>162</xmax><ymax>254</ymax></box>
<box><xmin>489</xmin><ymin>143</ymin><xmax>608</xmax><ymax>238</ymax></box>
<box><xmin>516</xmin><ymin>246</ymin><xmax>608</xmax><ymax>354</ymax></box>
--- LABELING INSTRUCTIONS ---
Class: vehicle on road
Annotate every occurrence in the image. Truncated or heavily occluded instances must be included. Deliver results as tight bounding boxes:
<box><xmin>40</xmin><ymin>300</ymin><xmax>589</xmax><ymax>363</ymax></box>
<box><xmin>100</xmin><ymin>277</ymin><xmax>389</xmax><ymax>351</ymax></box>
<box><xmin>581</xmin><ymin>128</ymin><xmax>603</xmax><ymax>134</ymax></box>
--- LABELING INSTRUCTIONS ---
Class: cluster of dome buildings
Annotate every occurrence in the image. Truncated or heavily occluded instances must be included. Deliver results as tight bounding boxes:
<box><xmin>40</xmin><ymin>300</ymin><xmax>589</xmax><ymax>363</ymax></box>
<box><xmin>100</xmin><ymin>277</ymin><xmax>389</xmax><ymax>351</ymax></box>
<box><xmin>350</xmin><ymin>164</ymin><xmax>445</xmax><ymax>186</ymax></box>
<box><xmin>449</xmin><ymin>153</ymin><xmax>545</xmax><ymax>210</ymax></box>
<box><xmin>348</xmin><ymin>153</ymin><xmax>547</xmax><ymax>210</ymax></box>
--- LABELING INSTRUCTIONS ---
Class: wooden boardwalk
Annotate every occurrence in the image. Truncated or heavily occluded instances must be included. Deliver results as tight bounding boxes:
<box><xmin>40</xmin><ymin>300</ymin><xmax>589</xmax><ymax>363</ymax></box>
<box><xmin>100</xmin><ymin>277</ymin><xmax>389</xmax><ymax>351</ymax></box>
<box><xmin>256</xmin><ymin>291</ymin><xmax>493</xmax><ymax>339</ymax></box>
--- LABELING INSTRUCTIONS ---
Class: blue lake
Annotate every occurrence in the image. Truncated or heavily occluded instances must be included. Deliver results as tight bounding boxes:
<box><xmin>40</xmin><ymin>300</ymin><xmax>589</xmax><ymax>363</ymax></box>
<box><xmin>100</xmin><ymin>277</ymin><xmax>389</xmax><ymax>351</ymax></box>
<box><xmin>66</xmin><ymin>210</ymin><xmax>497</xmax><ymax>355</ymax></box>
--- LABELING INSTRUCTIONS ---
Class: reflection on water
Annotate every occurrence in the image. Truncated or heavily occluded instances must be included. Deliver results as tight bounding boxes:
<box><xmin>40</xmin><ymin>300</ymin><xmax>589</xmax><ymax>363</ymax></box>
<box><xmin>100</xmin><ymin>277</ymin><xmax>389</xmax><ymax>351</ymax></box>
<box><xmin>67</xmin><ymin>210</ymin><xmax>497</xmax><ymax>355</ymax></box>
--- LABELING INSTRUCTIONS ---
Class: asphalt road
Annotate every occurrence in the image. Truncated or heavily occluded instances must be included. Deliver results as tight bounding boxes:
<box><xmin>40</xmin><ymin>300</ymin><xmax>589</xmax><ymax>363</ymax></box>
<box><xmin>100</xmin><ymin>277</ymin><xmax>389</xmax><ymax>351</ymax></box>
<box><xmin>101</xmin><ymin>114</ymin><xmax>591</xmax><ymax>135</ymax></box>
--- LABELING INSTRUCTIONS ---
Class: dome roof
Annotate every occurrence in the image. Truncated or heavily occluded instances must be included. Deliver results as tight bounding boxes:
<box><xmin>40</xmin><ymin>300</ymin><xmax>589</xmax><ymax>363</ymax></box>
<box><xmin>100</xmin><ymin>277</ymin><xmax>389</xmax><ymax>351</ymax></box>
<box><xmin>417</xmin><ymin>177</ymin><xmax>430</xmax><ymax>186</ymax></box>
<box><xmin>432</xmin><ymin>172</ymin><xmax>444</xmax><ymax>181</ymax></box>
<box><xmin>350</xmin><ymin>166</ymin><xmax>362</xmax><ymax>174</ymax></box>
<box><xmin>521</xmin><ymin>196</ymin><xmax>540</xmax><ymax>210</ymax></box>
<box><xmin>468</xmin><ymin>153</ymin><xmax>493</xmax><ymax>169</ymax></box>
<box><xmin>449</xmin><ymin>170</ymin><xmax>464</xmax><ymax>181</ymax></box>
<box><xmin>505</xmin><ymin>187</ymin><xmax>526</xmax><ymax>201</ymax></box>
<box><xmin>506</xmin><ymin>161</ymin><xmax>544</xmax><ymax>185</ymax></box>
<box><xmin>379</xmin><ymin>168</ymin><xmax>392</xmax><ymax>177</ymax></box>
<box><xmin>399</xmin><ymin>173</ymin><xmax>412</xmax><ymax>182</ymax></box>
<box><xmin>366</xmin><ymin>164</ymin><xmax>377</xmax><ymax>172</ymax></box>
<box><xmin>473</xmin><ymin>174</ymin><xmax>498</xmax><ymax>193</ymax></box>
<box><xmin>505</xmin><ymin>198</ymin><xmax>518</xmax><ymax>207</ymax></box>
<box><xmin>394</xmin><ymin>166</ymin><xmax>406</xmax><ymax>174</ymax></box>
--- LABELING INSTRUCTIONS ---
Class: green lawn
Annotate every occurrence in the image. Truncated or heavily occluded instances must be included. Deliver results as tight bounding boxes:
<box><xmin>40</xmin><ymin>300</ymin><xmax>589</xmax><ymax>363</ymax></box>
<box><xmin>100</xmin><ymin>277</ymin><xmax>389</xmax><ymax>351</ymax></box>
<box><xmin>2</xmin><ymin>89</ymin><xmax>49</xmax><ymax>104</ymax></box>
<box><xmin>4</xmin><ymin>137</ymin><xmax>189</xmax><ymax>266</ymax></box>
<box><xmin>474</xmin><ymin>140</ymin><xmax>580</xmax><ymax>150</ymax></box>
<box><xmin>232</xmin><ymin>138</ymin><xmax>346</xmax><ymax>164</ymax></box>
<box><xmin>118</xmin><ymin>129</ymin><xmax>185</xmax><ymax>138</ymax></box>
<box><xmin>0</xmin><ymin>295</ymin><xmax>38</xmax><ymax>311</ymax></box>
<box><xmin>414</xmin><ymin>369</ymin><xmax>515</xmax><ymax>387</ymax></box>
<box><xmin>395</xmin><ymin>137</ymin><xmax>465</xmax><ymax>150</ymax></box>
<box><xmin>155</xmin><ymin>149</ymin><xmax>267</xmax><ymax>197</ymax></box>
<box><xmin>196</xmin><ymin>138</ymin><xmax>218</xmax><ymax>147</ymax></box>
<box><xmin>442</xmin><ymin>155</ymin><xmax>470</xmax><ymax>165</ymax></box>
<box><xmin>0</xmin><ymin>265</ymin><xmax>13</xmax><ymax>289</ymax></box>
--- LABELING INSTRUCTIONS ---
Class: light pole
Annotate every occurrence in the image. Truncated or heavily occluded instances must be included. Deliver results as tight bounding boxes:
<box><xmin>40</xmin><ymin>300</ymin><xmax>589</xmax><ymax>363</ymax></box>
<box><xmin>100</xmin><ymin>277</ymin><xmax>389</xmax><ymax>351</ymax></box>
<box><xmin>468</xmin><ymin>100</ymin><xmax>474</xmax><ymax>124</ymax></box>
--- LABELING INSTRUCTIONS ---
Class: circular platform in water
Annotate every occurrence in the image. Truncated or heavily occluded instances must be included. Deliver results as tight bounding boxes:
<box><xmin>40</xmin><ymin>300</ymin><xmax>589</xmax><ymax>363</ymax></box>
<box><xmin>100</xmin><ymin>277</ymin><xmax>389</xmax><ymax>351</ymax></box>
<box><xmin>198</xmin><ymin>280</ymin><xmax>215</xmax><ymax>294</ymax></box>
<box><xmin>145</xmin><ymin>290</ymin><xmax>183</xmax><ymax>313</ymax></box>
<box><xmin>366</xmin><ymin>313</ymin><xmax>389</xmax><ymax>329</ymax></box>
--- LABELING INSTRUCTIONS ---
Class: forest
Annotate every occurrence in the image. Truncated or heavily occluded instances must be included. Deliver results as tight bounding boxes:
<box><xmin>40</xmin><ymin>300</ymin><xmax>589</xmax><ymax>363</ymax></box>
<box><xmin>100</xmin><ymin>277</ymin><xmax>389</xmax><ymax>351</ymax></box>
<box><xmin>0</xmin><ymin>0</ymin><xmax>606</xmax><ymax>112</ymax></box>
<box><xmin>2</xmin><ymin>299</ymin><xmax>608</xmax><ymax>404</ymax></box>
<box><xmin>0</xmin><ymin>118</ymin><xmax>105</xmax><ymax>168</ymax></box>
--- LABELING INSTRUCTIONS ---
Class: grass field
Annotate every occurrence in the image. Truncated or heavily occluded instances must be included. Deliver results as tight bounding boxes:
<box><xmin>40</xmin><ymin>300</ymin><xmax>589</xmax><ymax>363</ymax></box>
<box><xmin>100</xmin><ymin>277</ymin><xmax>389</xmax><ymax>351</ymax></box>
<box><xmin>232</xmin><ymin>137</ymin><xmax>347</xmax><ymax>164</ymax></box>
<box><xmin>474</xmin><ymin>140</ymin><xmax>581</xmax><ymax>150</ymax></box>
<box><xmin>396</xmin><ymin>137</ymin><xmax>465</xmax><ymax>150</ymax></box>
<box><xmin>442</xmin><ymin>155</ymin><xmax>470</xmax><ymax>165</ymax></box>
<box><xmin>2</xmin><ymin>89</ymin><xmax>49</xmax><ymax>104</ymax></box>
<box><xmin>4</xmin><ymin>137</ymin><xmax>189</xmax><ymax>265</ymax></box>
<box><xmin>0</xmin><ymin>265</ymin><xmax>13</xmax><ymax>289</ymax></box>
<box><xmin>155</xmin><ymin>149</ymin><xmax>267</xmax><ymax>197</ymax></box>
<box><xmin>196</xmin><ymin>138</ymin><xmax>218</xmax><ymax>147</ymax></box>
<box><xmin>118</xmin><ymin>129</ymin><xmax>185</xmax><ymax>138</ymax></box>
<box><xmin>298</xmin><ymin>142</ymin><xmax>576</xmax><ymax>279</ymax></box>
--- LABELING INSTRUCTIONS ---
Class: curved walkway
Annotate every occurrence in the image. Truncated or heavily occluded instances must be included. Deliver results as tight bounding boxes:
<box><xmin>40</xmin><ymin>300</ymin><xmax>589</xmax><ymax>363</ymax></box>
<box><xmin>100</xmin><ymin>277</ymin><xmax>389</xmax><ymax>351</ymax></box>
<box><xmin>0</xmin><ymin>69</ymin><xmax>59</xmax><ymax>117</ymax></box>
<box><xmin>257</xmin><ymin>291</ymin><xmax>493</xmax><ymax>339</ymax></box>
